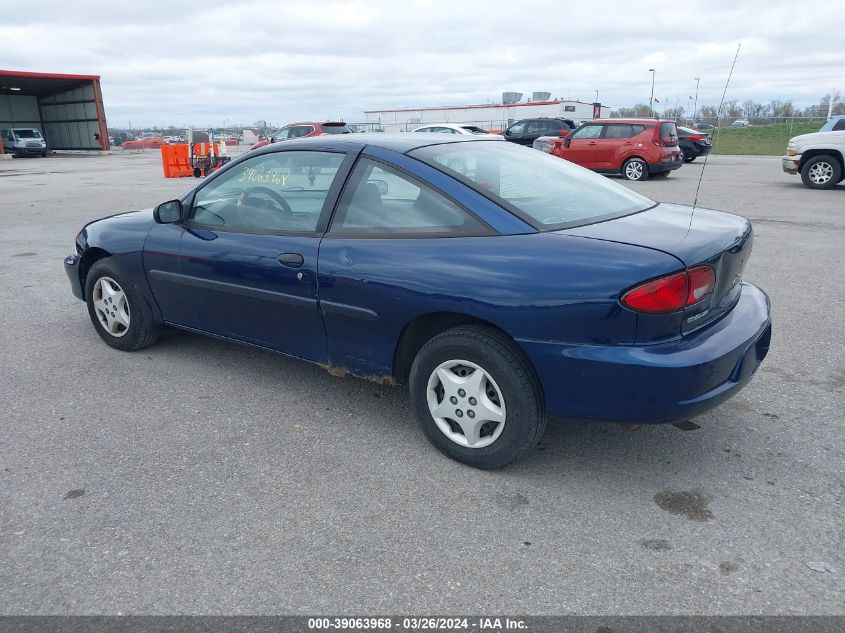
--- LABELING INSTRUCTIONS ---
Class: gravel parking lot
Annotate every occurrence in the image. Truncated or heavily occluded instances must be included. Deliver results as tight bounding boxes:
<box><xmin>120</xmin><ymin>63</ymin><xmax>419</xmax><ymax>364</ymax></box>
<box><xmin>1</xmin><ymin>149</ymin><xmax>843</xmax><ymax>614</ymax></box>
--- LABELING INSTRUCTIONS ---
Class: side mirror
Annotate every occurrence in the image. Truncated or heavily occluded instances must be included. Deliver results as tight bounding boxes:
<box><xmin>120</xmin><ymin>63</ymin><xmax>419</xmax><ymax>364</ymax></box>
<box><xmin>563</xmin><ymin>137</ymin><xmax>572</xmax><ymax>148</ymax></box>
<box><xmin>369</xmin><ymin>179</ymin><xmax>389</xmax><ymax>195</ymax></box>
<box><xmin>154</xmin><ymin>199</ymin><xmax>182</xmax><ymax>224</ymax></box>
<box><xmin>504</xmin><ymin>128</ymin><xmax>512</xmax><ymax>136</ymax></box>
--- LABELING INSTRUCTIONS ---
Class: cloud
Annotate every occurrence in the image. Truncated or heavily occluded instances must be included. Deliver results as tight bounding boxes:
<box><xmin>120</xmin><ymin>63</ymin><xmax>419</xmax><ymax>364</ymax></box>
<box><xmin>2</xmin><ymin>0</ymin><xmax>842</xmax><ymax>127</ymax></box>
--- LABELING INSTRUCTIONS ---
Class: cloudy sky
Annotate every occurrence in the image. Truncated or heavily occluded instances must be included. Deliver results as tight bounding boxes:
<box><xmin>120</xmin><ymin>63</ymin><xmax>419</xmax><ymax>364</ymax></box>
<box><xmin>3</xmin><ymin>0</ymin><xmax>842</xmax><ymax>127</ymax></box>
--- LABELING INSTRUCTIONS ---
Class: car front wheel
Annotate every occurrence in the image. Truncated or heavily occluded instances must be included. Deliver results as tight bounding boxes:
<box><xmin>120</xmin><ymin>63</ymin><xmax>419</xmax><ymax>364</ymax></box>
<box><xmin>409</xmin><ymin>326</ymin><xmax>546</xmax><ymax>469</ymax></box>
<box><xmin>85</xmin><ymin>257</ymin><xmax>159</xmax><ymax>351</ymax></box>
<box><xmin>801</xmin><ymin>155</ymin><xmax>842</xmax><ymax>189</ymax></box>
<box><xmin>622</xmin><ymin>157</ymin><xmax>649</xmax><ymax>181</ymax></box>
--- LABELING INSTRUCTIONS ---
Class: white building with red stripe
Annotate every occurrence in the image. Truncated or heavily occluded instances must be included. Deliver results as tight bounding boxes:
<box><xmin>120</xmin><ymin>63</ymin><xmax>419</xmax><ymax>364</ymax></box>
<box><xmin>364</xmin><ymin>99</ymin><xmax>610</xmax><ymax>133</ymax></box>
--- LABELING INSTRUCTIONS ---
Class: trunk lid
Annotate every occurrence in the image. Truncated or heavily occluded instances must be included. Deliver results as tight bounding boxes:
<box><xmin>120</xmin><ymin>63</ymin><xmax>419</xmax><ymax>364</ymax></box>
<box><xmin>556</xmin><ymin>202</ymin><xmax>753</xmax><ymax>336</ymax></box>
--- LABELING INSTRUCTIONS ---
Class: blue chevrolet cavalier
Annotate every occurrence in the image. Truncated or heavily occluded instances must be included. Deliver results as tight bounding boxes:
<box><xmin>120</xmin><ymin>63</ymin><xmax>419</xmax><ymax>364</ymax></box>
<box><xmin>65</xmin><ymin>135</ymin><xmax>771</xmax><ymax>468</ymax></box>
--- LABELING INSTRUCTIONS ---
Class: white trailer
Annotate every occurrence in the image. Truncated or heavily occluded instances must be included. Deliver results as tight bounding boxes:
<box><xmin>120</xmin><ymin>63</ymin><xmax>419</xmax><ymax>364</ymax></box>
<box><xmin>364</xmin><ymin>99</ymin><xmax>610</xmax><ymax>133</ymax></box>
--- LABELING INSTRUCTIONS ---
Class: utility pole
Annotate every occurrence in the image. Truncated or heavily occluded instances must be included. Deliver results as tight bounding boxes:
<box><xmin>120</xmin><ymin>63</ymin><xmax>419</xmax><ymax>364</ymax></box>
<box><xmin>693</xmin><ymin>77</ymin><xmax>700</xmax><ymax>123</ymax></box>
<box><xmin>649</xmin><ymin>69</ymin><xmax>656</xmax><ymax>117</ymax></box>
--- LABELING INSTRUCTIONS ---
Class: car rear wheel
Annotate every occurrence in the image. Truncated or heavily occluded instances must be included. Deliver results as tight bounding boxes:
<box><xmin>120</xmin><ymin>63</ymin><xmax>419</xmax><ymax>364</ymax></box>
<box><xmin>85</xmin><ymin>257</ymin><xmax>158</xmax><ymax>351</ymax></box>
<box><xmin>622</xmin><ymin>157</ymin><xmax>649</xmax><ymax>181</ymax></box>
<box><xmin>801</xmin><ymin>155</ymin><xmax>842</xmax><ymax>189</ymax></box>
<box><xmin>409</xmin><ymin>325</ymin><xmax>546</xmax><ymax>469</ymax></box>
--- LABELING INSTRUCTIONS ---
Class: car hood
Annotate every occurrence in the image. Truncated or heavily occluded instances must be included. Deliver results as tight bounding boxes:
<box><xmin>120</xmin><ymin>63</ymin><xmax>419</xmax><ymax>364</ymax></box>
<box><xmin>789</xmin><ymin>130</ymin><xmax>845</xmax><ymax>146</ymax></box>
<box><xmin>91</xmin><ymin>207</ymin><xmax>153</xmax><ymax>224</ymax></box>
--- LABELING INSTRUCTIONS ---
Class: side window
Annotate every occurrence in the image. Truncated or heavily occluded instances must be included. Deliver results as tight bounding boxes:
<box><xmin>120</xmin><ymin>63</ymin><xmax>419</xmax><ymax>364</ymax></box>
<box><xmin>330</xmin><ymin>158</ymin><xmax>488</xmax><ymax>236</ymax></box>
<box><xmin>273</xmin><ymin>128</ymin><xmax>290</xmax><ymax>140</ymax></box>
<box><xmin>507</xmin><ymin>122</ymin><xmax>526</xmax><ymax>135</ymax></box>
<box><xmin>631</xmin><ymin>125</ymin><xmax>646</xmax><ymax>135</ymax></box>
<box><xmin>833</xmin><ymin>119</ymin><xmax>845</xmax><ymax>131</ymax></box>
<box><xmin>189</xmin><ymin>151</ymin><xmax>346</xmax><ymax>233</ymax></box>
<box><xmin>603</xmin><ymin>124</ymin><xmax>634</xmax><ymax>138</ymax></box>
<box><xmin>525</xmin><ymin>120</ymin><xmax>546</xmax><ymax>134</ymax></box>
<box><xmin>570</xmin><ymin>125</ymin><xmax>603</xmax><ymax>139</ymax></box>
<box><xmin>292</xmin><ymin>126</ymin><xmax>314</xmax><ymax>138</ymax></box>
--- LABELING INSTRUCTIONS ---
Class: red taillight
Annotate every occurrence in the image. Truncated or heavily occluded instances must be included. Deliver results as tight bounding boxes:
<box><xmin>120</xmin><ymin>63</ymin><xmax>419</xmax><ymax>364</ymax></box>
<box><xmin>622</xmin><ymin>266</ymin><xmax>716</xmax><ymax>313</ymax></box>
<box><xmin>687</xmin><ymin>134</ymin><xmax>704</xmax><ymax>141</ymax></box>
<box><xmin>686</xmin><ymin>265</ymin><xmax>716</xmax><ymax>305</ymax></box>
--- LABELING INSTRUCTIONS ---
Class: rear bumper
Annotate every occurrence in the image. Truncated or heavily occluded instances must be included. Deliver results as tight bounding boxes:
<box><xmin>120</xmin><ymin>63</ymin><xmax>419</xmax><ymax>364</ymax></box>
<box><xmin>650</xmin><ymin>155</ymin><xmax>683</xmax><ymax>173</ymax></box>
<box><xmin>64</xmin><ymin>254</ymin><xmax>84</xmax><ymax>300</ymax></box>
<box><xmin>519</xmin><ymin>282</ymin><xmax>771</xmax><ymax>423</ymax></box>
<box><xmin>782</xmin><ymin>156</ymin><xmax>801</xmax><ymax>175</ymax></box>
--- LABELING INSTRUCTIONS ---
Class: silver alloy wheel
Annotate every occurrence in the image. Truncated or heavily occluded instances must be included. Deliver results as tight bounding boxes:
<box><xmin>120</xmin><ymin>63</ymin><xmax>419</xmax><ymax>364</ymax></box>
<box><xmin>92</xmin><ymin>276</ymin><xmax>130</xmax><ymax>337</ymax></box>
<box><xmin>426</xmin><ymin>359</ymin><xmax>506</xmax><ymax>449</ymax></box>
<box><xmin>625</xmin><ymin>160</ymin><xmax>644</xmax><ymax>180</ymax></box>
<box><xmin>808</xmin><ymin>161</ymin><xmax>834</xmax><ymax>184</ymax></box>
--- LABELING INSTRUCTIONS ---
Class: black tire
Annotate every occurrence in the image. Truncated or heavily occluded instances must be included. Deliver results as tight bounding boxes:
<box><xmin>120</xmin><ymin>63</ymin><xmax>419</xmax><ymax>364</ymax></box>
<box><xmin>85</xmin><ymin>257</ymin><xmax>159</xmax><ymax>351</ymax></box>
<box><xmin>622</xmin><ymin>157</ymin><xmax>649</xmax><ymax>181</ymax></box>
<box><xmin>408</xmin><ymin>326</ymin><xmax>546</xmax><ymax>469</ymax></box>
<box><xmin>800</xmin><ymin>154</ymin><xmax>842</xmax><ymax>190</ymax></box>
<box><xmin>41</xmin><ymin>152</ymin><xmax>48</xmax><ymax>158</ymax></box>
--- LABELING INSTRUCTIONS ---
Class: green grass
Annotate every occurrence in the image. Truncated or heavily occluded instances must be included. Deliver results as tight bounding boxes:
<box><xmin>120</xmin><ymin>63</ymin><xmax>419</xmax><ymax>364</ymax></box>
<box><xmin>708</xmin><ymin>121</ymin><xmax>821</xmax><ymax>156</ymax></box>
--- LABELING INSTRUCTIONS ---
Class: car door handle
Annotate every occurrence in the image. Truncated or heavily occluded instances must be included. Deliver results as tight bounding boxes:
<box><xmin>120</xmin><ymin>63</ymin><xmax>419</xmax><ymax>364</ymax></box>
<box><xmin>587</xmin><ymin>141</ymin><xmax>597</xmax><ymax>145</ymax></box>
<box><xmin>277</xmin><ymin>253</ymin><xmax>304</xmax><ymax>268</ymax></box>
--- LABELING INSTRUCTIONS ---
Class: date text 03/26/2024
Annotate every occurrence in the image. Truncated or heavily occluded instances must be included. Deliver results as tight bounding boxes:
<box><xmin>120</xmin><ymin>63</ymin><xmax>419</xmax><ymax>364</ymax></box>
<box><xmin>307</xmin><ymin>617</ymin><xmax>527</xmax><ymax>631</ymax></box>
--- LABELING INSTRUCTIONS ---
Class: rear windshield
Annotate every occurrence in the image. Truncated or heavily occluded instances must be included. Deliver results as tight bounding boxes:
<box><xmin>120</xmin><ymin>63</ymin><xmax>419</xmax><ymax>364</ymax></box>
<box><xmin>659</xmin><ymin>122</ymin><xmax>677</xmax><ymax>139</ymax></box>
<box><xmin>321</xmin><ymin>124</ymin><xmax>352</xmax><ymax>134</ymax></box>
<box><xmin>410</xmin><ymin>140</ymin><xmax>654</xmax><ymax>230</ymax></box>
<box><xmin>13</xmin><ymin>129</ymin><xmax>42</xmax><ymax>139</ymax></box>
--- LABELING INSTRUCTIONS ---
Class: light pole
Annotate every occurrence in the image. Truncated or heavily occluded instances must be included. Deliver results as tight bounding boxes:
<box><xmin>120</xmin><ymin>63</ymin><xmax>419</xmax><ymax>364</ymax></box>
<box><xmin>692</xmin><ymin>77</ymin><xmax>700</xmax><ymax>123</ymax></box>
<box><xmin>595</xmin><ymin>89</ymin><xmax>599</xmax><ymax>103</ymax></box>
<box><xmin>649</xmin><ymin>69</ymin><xmax>656</xmax><ymax>117</ymax></box>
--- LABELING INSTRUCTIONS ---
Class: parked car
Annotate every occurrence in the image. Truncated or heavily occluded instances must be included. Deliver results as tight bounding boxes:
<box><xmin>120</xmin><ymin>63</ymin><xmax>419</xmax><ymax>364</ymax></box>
<box><xmin>730</xmin><ymin>120</ymin><xmax>750</xmax><ymax>128</ymax></box>
<box><xmin>1</xmin><ymin>127</ymin><xmax>48</xmax><ymax>157</ymax></box>
<box><xmin>502</xmin><ymin>117</ymin><xmax>575</xmax><ymax>146</ymax></box>
<box><xmin>543</xmin><ymin>118</ymin><xmax>682</xmax><ymax>180</ymax></box>
<box><xmin>693</xmin><ymin>122</ymin><xmax>716</xmax><ymax>131</ymax></box>
<box><xmin>782</xmin><ymin>128</ymin><xmax>845</xmax><ymax>189</ymax></box>
<box><xmin>413</xmin><ymin>124</ymin><xmax>489</xmax><ymax>135</ymax></box>
<box><xmin>251</xmin><ymin>121</ymin><xmax>352</xmax><ymax>150</ymax></box>
<box><xmin>121</xmin><ymin>136</ymin><xmax>166</xmax><ymax>150</ymax></box>
<box><xmin>677</xmin><ymin>126</ymin><xmax>712</xmax><ymax>163</ymax></box>
<box><xmin>64</xmin><ymin>134</ymin><xmax>771</xmax><ymax>469</ymax></box>
<box><xmin>818</xmin><ymin>115</ymin><xmax>845</xmax><ymax>133</ymax></box>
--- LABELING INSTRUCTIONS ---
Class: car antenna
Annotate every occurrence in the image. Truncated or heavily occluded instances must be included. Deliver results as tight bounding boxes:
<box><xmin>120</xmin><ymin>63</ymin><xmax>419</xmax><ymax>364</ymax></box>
<box><xmin>693</xmin><ymin>43</ymin><xmax>742</xmax><ymax>211</ymax></box>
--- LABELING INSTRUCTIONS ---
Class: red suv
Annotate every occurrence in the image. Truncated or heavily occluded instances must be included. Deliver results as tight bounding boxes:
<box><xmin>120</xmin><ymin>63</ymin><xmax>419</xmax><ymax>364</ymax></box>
<box><xmin>546</xmin><ymin>119</ymin><xmax>682</xmax><ymax>180</ymax></box>
<box><xmin>251</xmin><ymin>121</ymin><xmax>352</xmax><ymax>150</ymax></box>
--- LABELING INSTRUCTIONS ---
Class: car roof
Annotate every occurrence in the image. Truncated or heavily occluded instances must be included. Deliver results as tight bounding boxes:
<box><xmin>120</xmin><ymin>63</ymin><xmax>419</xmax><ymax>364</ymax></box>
<box><xmin>253</xmin><ymin>133</ymin><xmax>504</xmax><ymax>154</ymax></box>
<box><xmin>416</xmin><ymin>123</ymin><xmax>481</xmax><ymax>128</ymax></box>
<box><xmin>588</xmin><ymin>118</ymin><xmax>664</xmax><ymax>125</ymax></box>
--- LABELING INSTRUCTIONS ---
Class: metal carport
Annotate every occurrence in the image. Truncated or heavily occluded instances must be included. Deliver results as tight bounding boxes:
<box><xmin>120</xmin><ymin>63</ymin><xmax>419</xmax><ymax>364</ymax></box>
<box><xmin>0</xmin><ymin>70</ymin><xmax>109</xmax><ymax>154</ymax></box>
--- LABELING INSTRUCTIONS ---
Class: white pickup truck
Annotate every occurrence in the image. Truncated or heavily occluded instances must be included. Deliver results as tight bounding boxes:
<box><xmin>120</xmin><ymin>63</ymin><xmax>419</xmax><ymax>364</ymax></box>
<box><xmin>782</xmin><ymin>117</ymin><xmax>845</xmax><ymax>189</ymax></box>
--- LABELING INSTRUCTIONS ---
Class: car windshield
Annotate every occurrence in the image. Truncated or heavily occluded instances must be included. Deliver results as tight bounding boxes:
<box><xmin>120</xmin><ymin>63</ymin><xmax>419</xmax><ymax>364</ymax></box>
<box><xmin>14</xmin><ymin>129</ymin><xmax>42</xmax><ymax>139</ymax></box>
<box><xmin>819</xmin><ymin>117</ymin><xmax>845</xmax><ymax>132</ymax></box>
<box><xmin>410</xmin><ymin>140</ymin><xmax>655</xmax><ymax>230</ymax></box>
